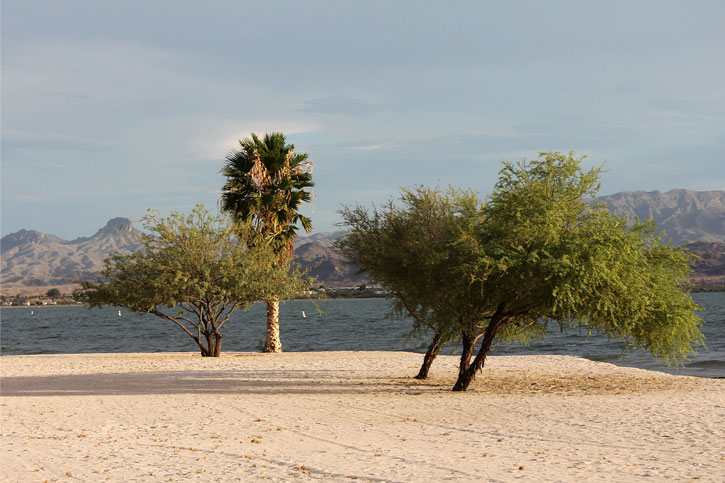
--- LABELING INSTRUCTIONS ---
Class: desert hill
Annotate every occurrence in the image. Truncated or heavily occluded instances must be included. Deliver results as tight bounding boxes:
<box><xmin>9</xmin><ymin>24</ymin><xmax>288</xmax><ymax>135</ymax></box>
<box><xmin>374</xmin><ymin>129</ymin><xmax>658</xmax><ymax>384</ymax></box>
<box><xmin>596</xmin><ymin>189</ymin><xmax>725</xmax><ymax>245</ymax></box>
<box><xmin>686</xmin><ymin>241</ymin><xmax>725</xmax><ymax>288</ymax></box>
<box><xmin>1</xmin><ymin>218</ymin><xmax>143</xmax><ymax>296</ymax></box>
<box><xmin>293</xmin><ymin>237</ymin><xmax>369</xmax><ymax>288</ymax></box>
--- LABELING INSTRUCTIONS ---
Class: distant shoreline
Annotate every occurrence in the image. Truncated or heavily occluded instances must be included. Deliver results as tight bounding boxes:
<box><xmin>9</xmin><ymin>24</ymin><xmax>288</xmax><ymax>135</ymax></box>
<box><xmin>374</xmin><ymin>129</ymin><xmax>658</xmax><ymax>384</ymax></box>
<box><xmin>0</xmin><ymin>296</ymin><xmax>392</xmax><ymax>309</ymax></box>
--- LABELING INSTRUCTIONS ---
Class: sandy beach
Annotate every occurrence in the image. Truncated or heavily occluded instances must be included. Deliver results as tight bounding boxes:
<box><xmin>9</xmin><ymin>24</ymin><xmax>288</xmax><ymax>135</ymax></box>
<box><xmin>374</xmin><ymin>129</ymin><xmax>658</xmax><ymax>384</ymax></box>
<box><xmin>1</xmin><ymin>351</ymin><xmax>723</xmax><ymax>482</ymax></box>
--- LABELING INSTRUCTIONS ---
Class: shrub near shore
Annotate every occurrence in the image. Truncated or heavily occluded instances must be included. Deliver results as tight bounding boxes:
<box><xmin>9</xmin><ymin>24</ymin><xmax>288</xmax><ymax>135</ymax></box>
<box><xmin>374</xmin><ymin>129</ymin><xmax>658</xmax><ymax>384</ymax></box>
<box><xmin>76</xmin><ymin>205</ymin><xmax>309</xmax><ymax>357</ymax></box>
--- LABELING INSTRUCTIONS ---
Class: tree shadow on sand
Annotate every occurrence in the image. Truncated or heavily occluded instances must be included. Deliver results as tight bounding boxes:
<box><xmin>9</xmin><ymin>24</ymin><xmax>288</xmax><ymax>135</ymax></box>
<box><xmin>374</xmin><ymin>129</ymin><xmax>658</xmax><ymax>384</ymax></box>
<box><xmin>0</xmin><ymin>368</ymin><xmax>701</xmax><ymax>397</ymax></box>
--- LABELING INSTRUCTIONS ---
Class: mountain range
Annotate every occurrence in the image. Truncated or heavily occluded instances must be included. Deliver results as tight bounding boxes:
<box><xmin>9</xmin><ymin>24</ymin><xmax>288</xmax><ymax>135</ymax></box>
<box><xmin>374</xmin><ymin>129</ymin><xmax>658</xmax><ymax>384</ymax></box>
<box><xmin>1</xmin><ymin>218</ymin><xmax>144</xmax><ymax>296</ymax></box>
<box><xmin>595</xmin><ymin>189</ymin><xmax>725</xmax><ymax>245</ymax></box>
<box><xmin>2</xmin><ymin>190</ymin><xmax>724</xmax><ymax>295</ymax></box>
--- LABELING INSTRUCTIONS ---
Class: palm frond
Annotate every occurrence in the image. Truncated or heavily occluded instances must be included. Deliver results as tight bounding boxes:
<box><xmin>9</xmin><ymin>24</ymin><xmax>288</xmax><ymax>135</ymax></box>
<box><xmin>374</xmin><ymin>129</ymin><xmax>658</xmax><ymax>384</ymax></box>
<box><xmin>220</xmin><ymin>132</ymin><xmax>315</xmax><ymax>248</ymax></box>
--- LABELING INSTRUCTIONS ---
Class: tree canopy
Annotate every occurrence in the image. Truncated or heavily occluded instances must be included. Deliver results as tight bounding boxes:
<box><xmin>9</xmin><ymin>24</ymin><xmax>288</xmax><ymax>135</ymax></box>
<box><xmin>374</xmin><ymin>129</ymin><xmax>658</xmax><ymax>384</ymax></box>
<box><xmin>452</xmin><ymin>151</ymin><xmax>703</xmax><ymax>390</ymax></box>
<box><xmin>337</xmin><ymin>186</ymin><xmax>493</xmax><ymax>379</ymax></box>
<box><xmin>338</xmin><ymin>152</ymin><xmax>703</xmax><ymax>391</ymax></box>
<box><xmin>220</xmin><ymin>132</ymin><xmax>314</xmax><ymax>252</ymax></box>
<box><xmin>76</xmin><ymin>205</ymin><xmax>308</xmax><ymax>357</ymax></box>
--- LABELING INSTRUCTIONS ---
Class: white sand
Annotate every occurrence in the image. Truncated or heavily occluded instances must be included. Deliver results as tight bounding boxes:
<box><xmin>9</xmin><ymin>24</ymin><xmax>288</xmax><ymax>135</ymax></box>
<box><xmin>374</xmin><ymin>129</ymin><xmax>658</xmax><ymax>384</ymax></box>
<box><xmin>1</xmin><ymin>351</ymin><xmax>723</xmax><ymax>482</ymax></box>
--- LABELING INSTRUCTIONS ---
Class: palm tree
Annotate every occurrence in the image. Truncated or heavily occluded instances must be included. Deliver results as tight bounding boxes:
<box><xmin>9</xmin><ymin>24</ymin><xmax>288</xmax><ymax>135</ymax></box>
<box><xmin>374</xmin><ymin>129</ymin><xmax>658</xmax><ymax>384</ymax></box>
<box><xmin>220</xmin><ymin>132</ymin><xmax>314</xmax><ymax>352</ymax></box>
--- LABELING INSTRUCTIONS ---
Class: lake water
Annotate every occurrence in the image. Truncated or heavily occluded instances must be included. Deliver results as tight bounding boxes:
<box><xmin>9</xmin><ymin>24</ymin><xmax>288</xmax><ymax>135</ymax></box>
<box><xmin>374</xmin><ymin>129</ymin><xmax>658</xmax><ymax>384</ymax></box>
<box><xmin>1</xmin><ymin>293</ymin><xmax>723</xmax><ymax>378</ymax></box>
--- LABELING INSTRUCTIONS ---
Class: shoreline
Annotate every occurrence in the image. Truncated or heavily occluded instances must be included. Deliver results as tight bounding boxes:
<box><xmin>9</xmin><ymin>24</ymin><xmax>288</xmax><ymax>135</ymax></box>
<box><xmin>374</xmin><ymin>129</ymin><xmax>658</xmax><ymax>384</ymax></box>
<box><xmin>0</xmin><ymin>297</ymin><xmax>391</xmax><ymax>309</ymax></box>
<box><xmin>2</xmin><ymin>351</ymin><xmax>723</xmax><ymax>481</ymax></box>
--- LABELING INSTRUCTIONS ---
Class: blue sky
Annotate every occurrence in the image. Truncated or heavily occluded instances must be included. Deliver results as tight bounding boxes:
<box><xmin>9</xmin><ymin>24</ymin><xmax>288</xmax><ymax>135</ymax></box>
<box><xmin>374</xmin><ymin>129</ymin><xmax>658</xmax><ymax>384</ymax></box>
<box><xmin>2</xmin><ymin>0</ymin><xmax>724</xmax><ymax>239</ymax></box>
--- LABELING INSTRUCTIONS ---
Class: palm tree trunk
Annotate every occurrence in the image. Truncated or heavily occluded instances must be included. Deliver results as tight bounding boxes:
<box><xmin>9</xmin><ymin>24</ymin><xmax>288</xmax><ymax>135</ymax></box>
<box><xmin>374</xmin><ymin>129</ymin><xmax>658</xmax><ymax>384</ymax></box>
<box><xmin>264</xmin><ymin>298</ymin><xmax>282</xmax><ymax>353</ymax></box>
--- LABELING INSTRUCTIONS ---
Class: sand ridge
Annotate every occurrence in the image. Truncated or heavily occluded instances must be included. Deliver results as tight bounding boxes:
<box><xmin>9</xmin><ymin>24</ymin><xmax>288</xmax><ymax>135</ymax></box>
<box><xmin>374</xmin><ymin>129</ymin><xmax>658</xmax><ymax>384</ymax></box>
<box><xmin>1</xmin><ymin>352</ymin><xmax>723</xmax><ymax>481</ymax></box>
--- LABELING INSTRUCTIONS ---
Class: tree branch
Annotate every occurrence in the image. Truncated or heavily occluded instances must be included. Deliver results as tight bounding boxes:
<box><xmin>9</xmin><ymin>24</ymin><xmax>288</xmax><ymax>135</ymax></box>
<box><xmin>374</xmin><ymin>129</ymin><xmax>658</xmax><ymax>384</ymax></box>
<box><xmin>150</xmin><ymin>309</ymin><xmax>198</xmax><ymax>340</ymax></box>
<box><xmin>397</xmin><ymin>293</ymin><xmax>439</xmax><ymax>334</ymax></box>
<box><xmin>217</xmin><ymin>303</ymin><xmax>240</xmax><ymax>329</ymax></box>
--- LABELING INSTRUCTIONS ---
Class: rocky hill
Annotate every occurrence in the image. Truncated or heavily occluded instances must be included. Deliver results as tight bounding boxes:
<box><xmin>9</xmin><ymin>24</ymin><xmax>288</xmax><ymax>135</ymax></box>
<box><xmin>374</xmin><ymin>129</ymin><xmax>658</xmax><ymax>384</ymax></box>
<box><xmin>1</xmin><ymin>218</ymin><xmax>144</xmax><ymax>296</ymax></box>
<box><xmin>2</xmin><ymin>190</ymin><xmax>724</xmax><ymax>295</ymax></box>
<box><xmin>294</xmin><ymin>236</ymin><xmax>369</xmax><ymax>288</ymax></box>
<box><xmin>685</xmin><ymin>241</ymin><xmax>725</xmax><ymax>288</ymax></box>
<box><xmin>596</xmin><ymin>189</ymin><xmax>725</xmax><ymax>244</ymax></box>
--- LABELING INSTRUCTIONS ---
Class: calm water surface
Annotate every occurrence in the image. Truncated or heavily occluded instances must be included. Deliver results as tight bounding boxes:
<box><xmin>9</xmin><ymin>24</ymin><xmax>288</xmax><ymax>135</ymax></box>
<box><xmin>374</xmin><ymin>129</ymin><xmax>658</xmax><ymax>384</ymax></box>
<box><xmin>1</xmin><ymin>293</ymin><xmax>723</xmax><ymax>378</ymax></box>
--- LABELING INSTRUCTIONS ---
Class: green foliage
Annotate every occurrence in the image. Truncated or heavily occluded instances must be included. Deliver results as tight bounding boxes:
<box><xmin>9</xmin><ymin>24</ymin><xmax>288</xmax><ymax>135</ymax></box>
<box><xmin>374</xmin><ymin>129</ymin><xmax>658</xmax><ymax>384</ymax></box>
<box><xmin>475</xmin><ymin>151</ymin><xmax>703</xmax><ymax>367</ymax></box>
<box><xmin>76</xmin><ymin>205</ymin><xmax>309</xmax><ymax>356</ymax></box>
<box><xmin>337</xmin><ymin>186</ymin><xmax>493</xmax><ymax>348</ymax></box>
<box><xmin>338</xmin><ymin>151</ymin><xmax>703</xmax><ymax>390</ymax></box>
<box><xmin>46</xmin><ymin>288</ymin><xmax>61</xmax><ymax>298</ymax></box>
<box><xmin>220</xmin><ymin>132</ymin><xmax>314</xmax><ymax>250</ymax></box>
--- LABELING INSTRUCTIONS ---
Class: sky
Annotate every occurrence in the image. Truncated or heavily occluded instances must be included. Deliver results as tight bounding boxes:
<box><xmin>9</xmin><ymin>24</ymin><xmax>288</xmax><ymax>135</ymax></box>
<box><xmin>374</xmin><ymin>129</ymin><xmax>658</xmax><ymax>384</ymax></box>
<box><xmin>2</xmin><ymin>0</ymin><xmax>724</xmax><ymax>239</ymax></box>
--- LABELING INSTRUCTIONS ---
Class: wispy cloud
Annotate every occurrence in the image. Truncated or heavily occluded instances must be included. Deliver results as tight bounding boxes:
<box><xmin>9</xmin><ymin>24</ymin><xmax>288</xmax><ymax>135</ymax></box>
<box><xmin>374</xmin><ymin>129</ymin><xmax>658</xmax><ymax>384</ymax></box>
<box><xmin>299</xmin><ymin>96</ymin><xmax>379</xmax><ymax>116</ymax></box>
<box><xmin>349</xmin><ymin>141</ymin><xmax>399</xmax><ymax>152</ymax></box>
<box><xmin>1</xmin><ymin>130</ymin><xmax>113</xmax><ymax>153</ymax></box>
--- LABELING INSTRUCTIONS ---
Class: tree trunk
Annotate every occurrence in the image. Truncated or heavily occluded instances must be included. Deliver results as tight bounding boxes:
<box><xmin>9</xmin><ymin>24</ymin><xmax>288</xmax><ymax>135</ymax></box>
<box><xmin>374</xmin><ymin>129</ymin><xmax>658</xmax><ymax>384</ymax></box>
<box><xmin>212</xmin><ymin>333</ymin><xmax>222</xmax><ymax>357</ymax></box>
<box><xmin>200</xmin><ymin>332</ymin><xmax>214</xmax><ymax>357</ymax></box>
<box><xmin>415</xmin><ymin>332</ymin><xmax>443</xmax><ymax>380</ymax></box>
<box><xmin>192</xmin><ymin>335</ymin><xmax>209</xmax><ymax>357</ymax></box>
<box><xmin>452</xmin><ymin>317</ymin><xmax>505</xmax><ymax>392</ymax></box>
<box><xmin>264</xmin><ymin>298</ymin><xmax>282</xmax><ymax>353</ymax></box>
<box><xmin>454</xmin><ymin>330</ymin><xmax>476</xmax><ymax>386</ymax></box>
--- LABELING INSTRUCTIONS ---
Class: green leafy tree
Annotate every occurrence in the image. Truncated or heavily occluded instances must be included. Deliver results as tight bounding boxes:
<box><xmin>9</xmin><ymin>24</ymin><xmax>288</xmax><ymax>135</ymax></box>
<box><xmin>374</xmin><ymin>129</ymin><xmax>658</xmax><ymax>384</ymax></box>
<box><xmin>337</xmin><ymin>186</ymin><xmax>495</xmax><ymax>379</ymax></box>
<box><xmin>338</xmin><ymin>152</ymin><xmax>703</xmax><ymax>391</ymax></box>
<box><xmin>451</xmin><ymin>151</ymin><xmax>703</xmax><ymax>390</ymax></box>
<box><xmin>46</xmin><ymin>288</ymin><xmax>61</xmax><ymax>298</ymax></box>
<box><xmin>220</xmin><ymin>132</ymin><xmax>314</xmax><ymax>352</ymax></box>
<box><xmin>76</xmin><ymin>205</ymin><xmax>308</xmax><ymax>357</ymax></box>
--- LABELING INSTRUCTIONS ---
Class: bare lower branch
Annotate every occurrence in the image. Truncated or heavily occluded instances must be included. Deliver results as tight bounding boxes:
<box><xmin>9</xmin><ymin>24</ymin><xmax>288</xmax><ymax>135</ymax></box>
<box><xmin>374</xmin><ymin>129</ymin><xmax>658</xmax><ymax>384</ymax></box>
<box><xmin>513</xmin><ymin>318</ymin><xmax>538</xmax><ymax>328</ymax></box>
<box><xmin>151</xmin><ymin>309</ymin><xmax>198</xmax><ymax>340</ymax></box>
<box><xmin>397</xmin><ymin>294</ymin><xmax>438</xmax><ymax>334</ymax></box>
<box><xmin>217</xmin><ymin>303</ymin><xmax>240</xmax><ymax>329</ymax></box>
<box><xmin>175</xmin><ymin>315</ymin><xmax>199</xmax><ymax>329</ymax></box>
